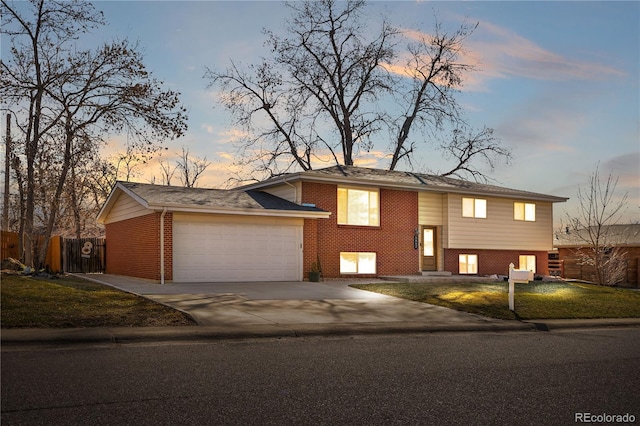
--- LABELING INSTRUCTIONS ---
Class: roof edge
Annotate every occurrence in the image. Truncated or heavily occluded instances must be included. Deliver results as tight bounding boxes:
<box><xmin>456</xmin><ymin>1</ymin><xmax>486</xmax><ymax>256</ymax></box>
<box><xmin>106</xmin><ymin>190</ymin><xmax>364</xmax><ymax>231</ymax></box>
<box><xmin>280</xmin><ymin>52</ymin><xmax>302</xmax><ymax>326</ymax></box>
<box><xmin>148</xmin><ymin>203</ymin><xmax>331</xmax><ymax>219</ymax></box>
<box><xmin>97</xmin><ymin>181</ymin><xmax>332</xmax><ymax>223</ymax></box>
<box><xmin>241</xmin><ymin>169</ymin><xmax>569</xmax><ymax>203</ymax></box>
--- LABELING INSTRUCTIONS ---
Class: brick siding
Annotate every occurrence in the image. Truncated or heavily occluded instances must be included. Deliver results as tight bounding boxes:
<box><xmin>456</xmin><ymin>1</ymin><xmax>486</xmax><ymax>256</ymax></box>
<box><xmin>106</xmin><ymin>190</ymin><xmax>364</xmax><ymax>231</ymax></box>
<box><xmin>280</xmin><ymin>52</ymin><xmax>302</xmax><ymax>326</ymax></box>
<box><xmin>444</xmin><ymin>248</ymin><xmax>549</xmax><ymax>276</ymax></box>
<box><xmin>302</xmin><ymin>182</ymin><xmax>419</xmax><ymax>278</ymax></box>
<box><xmin>105</xmin><ymin>212</ymin><xmax>173</xmax><ymax>281</ymax></box>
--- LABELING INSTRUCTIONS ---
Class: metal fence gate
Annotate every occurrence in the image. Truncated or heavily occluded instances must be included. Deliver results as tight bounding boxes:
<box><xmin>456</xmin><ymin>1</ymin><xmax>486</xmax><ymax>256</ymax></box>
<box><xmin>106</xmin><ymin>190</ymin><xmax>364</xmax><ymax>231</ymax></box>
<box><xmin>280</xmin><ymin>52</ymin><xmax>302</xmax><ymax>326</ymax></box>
<box><xmin>63</xmin><ymin>237</ymin><xmax>106</xmax><ymax>273</ymax></box>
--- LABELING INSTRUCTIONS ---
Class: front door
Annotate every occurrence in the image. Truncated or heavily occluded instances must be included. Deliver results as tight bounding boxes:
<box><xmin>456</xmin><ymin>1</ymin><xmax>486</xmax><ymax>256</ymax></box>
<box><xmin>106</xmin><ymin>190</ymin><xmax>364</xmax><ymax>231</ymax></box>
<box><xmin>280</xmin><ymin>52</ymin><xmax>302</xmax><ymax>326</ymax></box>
<box><xmin>422</xmin><ymin>227</ymin><xmax>437</xmax><ymax>271</ymax></box>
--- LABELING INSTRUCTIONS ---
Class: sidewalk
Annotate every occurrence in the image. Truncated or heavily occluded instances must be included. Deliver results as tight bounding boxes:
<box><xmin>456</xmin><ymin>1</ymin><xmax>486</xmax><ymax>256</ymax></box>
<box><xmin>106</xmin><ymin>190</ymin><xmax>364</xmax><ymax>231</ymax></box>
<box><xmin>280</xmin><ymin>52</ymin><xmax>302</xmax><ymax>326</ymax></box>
<box><xmin>3</xmin><ymin>274</ymin><xmax>640</xmax><ymax>345</ymax></box>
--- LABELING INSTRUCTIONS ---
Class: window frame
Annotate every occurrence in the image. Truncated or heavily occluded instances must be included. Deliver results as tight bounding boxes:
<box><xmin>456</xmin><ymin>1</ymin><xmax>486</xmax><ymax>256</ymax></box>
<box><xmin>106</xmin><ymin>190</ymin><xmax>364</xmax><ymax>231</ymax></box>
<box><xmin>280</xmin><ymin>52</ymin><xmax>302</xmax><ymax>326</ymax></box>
<box><xmin>518</xmin><ymin>255</ymin><xmax>536</xmax><ymax>273</ymax></box>
<box><xmin>337</xmin><ymin>187</ymin><xmax>380</xmax><ymax>227</ymax></box>
<box><xmin>458</xmin><ymin>254</ymin><xmax>478</xmax><ymax>274</ymax></box>
<box><xmin>462</xmin><ymin>197</ymin><xmax>487</xmax><ymax>219</ymax></box>
<box><xmin>514</xmin><ymin>202</ymin><xmax>536</xmax><ymax>222</ymax></box>
<box><xmin>340</xmin><ymin>252</ymin><xmax>377</xmax><ymax>275</ymax></box>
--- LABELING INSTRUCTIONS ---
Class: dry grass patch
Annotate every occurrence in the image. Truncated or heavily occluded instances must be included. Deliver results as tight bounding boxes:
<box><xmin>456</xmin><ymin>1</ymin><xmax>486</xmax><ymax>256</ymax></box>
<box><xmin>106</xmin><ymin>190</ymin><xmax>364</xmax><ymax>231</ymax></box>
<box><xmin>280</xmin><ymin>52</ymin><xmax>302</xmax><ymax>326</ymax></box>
<box><xmin>350</xmin><ymin>281</ymin><xmax>640</xmax><ymax>320</ymax></box>
<box><xmin>1</xmin><ymin>273</ymin><xmax>196</xmax><ymax>328</ymax></box>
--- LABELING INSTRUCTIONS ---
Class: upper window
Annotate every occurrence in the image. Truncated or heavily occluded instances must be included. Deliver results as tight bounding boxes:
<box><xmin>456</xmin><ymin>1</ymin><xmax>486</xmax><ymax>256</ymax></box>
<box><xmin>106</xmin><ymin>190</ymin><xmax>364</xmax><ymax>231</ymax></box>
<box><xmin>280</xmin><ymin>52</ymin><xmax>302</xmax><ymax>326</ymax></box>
<box><xmin>337</xmin><ymin>187</ymin><xmax>379</xmax><ymax>226</ymax></box>
<box><xmin>462</xmin><ymin>198</ymin><xmax>487</xmax><ymax>218</ymax></box>
<box><xmin>514</xmin><ymin>202</ymin><xmax>536</xmax><ymax>221</ymax></box>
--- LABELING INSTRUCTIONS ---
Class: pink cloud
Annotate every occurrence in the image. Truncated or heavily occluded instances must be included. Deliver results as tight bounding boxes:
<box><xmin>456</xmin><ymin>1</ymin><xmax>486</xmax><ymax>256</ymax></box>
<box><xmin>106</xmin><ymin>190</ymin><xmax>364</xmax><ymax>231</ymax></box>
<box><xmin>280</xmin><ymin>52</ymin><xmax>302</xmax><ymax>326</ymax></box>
<box><xmin>468</xmin><ymin>21</ymin><xmax>625</xmax><ymax>84</ymax></box>
<box><xmin>397</xmin><ymin>21</ymin><xmax>626</xmax><ymax>92</ymax></box>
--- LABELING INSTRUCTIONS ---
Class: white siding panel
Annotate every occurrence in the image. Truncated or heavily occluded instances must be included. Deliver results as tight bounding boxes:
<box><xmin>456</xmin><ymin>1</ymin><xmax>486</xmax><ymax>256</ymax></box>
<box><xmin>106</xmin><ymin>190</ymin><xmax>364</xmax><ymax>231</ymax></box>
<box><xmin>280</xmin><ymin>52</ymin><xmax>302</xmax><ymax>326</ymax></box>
<box><xmin>103</xmin><ymin>192</ymin><xmax>150</xmax><ymax>224</ymax></box>
<box><xmin>418</xmin><ymin>192</ymin><xmax>444</xmax><ymax>225</ymax></box>
<box><xmin>447</xmin><ymin>194</ymin><xmax>554</xmax><ymax>251</ymax></box>
<box><xmin>262</xmin><ymin>182</ymin><xmax>301</xmax><ymax>204</ymax></box>
<box><xmin>173</xmin><ymin>213</ymin><xmax>303</xmax><ymax>282</ymax></box>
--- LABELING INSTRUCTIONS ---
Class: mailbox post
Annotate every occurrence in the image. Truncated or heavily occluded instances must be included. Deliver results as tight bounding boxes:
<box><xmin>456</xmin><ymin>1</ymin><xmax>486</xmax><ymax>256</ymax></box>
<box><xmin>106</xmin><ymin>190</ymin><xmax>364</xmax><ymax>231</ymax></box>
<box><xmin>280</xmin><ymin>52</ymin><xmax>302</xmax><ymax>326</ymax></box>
<box><xmin>508</xmin><ymin>263</ymin><xmax>534</xmax><ymax>311</ymax></box>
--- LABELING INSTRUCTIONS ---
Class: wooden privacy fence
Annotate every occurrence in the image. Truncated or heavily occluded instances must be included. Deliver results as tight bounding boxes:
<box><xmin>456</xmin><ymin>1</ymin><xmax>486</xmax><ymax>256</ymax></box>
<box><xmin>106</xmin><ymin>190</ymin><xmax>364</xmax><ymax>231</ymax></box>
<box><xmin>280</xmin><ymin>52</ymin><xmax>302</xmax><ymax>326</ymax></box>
<box><xmin>1</xmin><ymin>231</ymin><xmax>105</xmax><ymax>273</ymax></box>
<box><xmin>63</xmin><ymin>237</ymin><xmax>106</xmax><ymax>273</ymax></box>
<box><xmin>1</xmin><ymin>231</ymin><xmax>62</xmax><ymax>272</ymax></box>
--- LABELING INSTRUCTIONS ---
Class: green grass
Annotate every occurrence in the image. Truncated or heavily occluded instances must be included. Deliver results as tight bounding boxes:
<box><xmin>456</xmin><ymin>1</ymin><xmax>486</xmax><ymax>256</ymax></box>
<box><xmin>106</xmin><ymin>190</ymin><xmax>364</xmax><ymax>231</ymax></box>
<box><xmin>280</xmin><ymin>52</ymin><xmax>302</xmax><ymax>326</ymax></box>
<box><xmin>1</xmin><ymin>274</ymin><xmax>196</xmax><ymax>328</ymax></box>
<box><xmin>350</xmin><ymin>281</ymin><xmax>640</xmax><ymax>320</ymax></box>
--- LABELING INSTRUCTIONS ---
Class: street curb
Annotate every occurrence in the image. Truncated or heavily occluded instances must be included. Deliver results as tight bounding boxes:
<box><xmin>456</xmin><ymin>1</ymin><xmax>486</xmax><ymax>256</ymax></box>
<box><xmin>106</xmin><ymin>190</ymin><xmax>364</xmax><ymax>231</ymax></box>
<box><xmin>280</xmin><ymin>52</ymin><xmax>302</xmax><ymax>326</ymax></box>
<box><xmin>1</xmin><ymin>321</ymin><xmax>537</xmax><ymax>346</ymax></box>
<box><xmin>524</xmin><ymin>318</ymin><xmax>640</xmax><ymax>331</ymax></box>
<box><xmin>4</xmin><ymin>320</ymin><xmax>640</xmax><ymax>346</ymax></box>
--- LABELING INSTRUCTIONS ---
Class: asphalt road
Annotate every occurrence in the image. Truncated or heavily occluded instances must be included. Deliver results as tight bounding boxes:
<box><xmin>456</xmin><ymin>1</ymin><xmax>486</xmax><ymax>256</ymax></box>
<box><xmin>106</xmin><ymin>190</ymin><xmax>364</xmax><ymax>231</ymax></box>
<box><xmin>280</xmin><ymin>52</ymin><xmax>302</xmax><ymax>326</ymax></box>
<box><xmin>2</xmin><ymin>329</ymin><xmax>639</xmax><ymax>425</ymax></box>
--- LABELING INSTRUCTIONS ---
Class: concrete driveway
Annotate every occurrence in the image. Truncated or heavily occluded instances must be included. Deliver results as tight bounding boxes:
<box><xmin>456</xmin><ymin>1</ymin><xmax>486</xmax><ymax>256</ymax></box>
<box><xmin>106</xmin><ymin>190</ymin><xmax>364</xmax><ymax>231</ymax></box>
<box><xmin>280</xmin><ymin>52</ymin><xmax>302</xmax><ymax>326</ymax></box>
<box><xmin>80</xmin><ymin>274</ymin><xmax>515</xmax><ymax>329</ymax></box>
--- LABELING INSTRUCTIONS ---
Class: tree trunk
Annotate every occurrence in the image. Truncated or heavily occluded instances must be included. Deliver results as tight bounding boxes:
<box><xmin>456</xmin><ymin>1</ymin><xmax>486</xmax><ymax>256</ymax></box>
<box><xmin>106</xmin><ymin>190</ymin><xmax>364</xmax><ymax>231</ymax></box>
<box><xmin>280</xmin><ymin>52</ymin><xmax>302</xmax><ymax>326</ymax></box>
<box><xmin>37</xmin><ymin>124</ymin><xmax>73</xmax><ymax>267</ymax></box>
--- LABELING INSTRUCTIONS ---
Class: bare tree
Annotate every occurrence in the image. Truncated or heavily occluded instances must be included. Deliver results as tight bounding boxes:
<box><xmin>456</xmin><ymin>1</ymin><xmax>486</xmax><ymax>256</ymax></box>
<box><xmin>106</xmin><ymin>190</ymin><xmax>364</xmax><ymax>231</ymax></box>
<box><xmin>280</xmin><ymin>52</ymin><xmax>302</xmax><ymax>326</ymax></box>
<box><xmin>438</xmin><ymin>127</ymin><xmax>511</xmax><ymax>181</ymax></box>
<box><xmin>1</xmin><ymin>0</ymin><xmax>104</xmax><ymax>266</ymax></box>
<box><xmin>175</xmin><ymin>146</ymin><xmax>211</xmax><ymax>188</ymax></box>
<box><xmin>565</xmin><ymin>165</ymin><xmax>629</xmax><ymax>285</ymax></box>
<box><xmin>156</xmin><ymin>158</ymin><xmax>177</xmax><ymax>186</ymax></box>
<box><xmin>1</xmin><ymin>0</ymin><xmax>187</xmax><ymax>267</ymax></box>
<box><xmin>206</xmin><ymin>0</ymin><xmax>510</xmax><ymax>181</ymax></box>
<box><xmin>150</xmin><ymin>147</ymin><xmax>211</xmax><ymax>188</ymax></box>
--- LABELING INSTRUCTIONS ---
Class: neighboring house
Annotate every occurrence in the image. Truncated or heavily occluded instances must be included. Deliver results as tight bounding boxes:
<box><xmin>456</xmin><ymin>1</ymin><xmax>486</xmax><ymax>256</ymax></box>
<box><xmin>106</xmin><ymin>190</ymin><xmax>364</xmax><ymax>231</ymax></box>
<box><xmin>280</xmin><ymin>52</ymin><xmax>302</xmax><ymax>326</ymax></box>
<box><xmin>98</xmin><ymin>165</ymin><xmax>567</xmax><ymax>283</ymax></box>
<box><xmin>554</xmin><ymin>224</ymin><xmax>640</xmax><ymax>287</ymax></box>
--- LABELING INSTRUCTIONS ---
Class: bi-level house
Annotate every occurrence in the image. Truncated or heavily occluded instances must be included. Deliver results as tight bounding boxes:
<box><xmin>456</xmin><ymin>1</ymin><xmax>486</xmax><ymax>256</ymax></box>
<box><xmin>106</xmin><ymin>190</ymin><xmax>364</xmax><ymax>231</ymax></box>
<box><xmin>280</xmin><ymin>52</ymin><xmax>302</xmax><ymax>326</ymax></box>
<box><xmin>98</xmin><ymin>165</ymin><xmax>567</xmax><ymax>282</ymax></box>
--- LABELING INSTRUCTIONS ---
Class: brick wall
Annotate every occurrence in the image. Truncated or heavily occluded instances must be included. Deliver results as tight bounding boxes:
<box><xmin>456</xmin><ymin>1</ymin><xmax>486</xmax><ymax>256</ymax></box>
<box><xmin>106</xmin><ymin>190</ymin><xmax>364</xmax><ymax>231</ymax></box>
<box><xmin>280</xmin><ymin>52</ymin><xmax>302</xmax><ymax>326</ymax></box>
<box><xmin>105</xmin><ymin>212</ymin><xmax>173</xmax><ymax>281</ymax></box>
<box><xmin>163</xmin><ymin>212</ymin><xmax>173</xmax><ymax>281</ymax></box>
<box><xmin>301</xmin><ymin>182</ymin><xmax>419</xmax><ymax>278</ymax></box>
<box><xmin>303</xmin><ymin>218</ymin><xmax>319</xmax><ymax>276</ymax></box>
<box><xmin>444</xmin><ymin>248</ymin><xmax>549</xmax><ymax>276</ymax></box>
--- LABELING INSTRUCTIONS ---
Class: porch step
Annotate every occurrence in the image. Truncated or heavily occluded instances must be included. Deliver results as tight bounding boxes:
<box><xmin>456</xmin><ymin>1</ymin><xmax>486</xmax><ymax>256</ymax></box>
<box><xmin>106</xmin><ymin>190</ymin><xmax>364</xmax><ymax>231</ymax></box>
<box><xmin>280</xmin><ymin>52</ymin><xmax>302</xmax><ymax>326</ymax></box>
<box><xmin>421</xmin><ymin>271</ymin><xmax>452</xmax><ymax>277</ymax></box>
<box><xmin>378</xmin><ymin>274</ymin><xmax>500</xmax><ymax>283</ymax></box>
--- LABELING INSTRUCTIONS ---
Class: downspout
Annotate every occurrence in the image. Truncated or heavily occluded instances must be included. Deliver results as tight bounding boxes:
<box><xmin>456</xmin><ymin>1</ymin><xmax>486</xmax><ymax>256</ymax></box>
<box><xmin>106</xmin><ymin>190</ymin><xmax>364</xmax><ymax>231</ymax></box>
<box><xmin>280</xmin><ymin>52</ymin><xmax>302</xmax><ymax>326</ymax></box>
<box><xmin>160</xmin><ymin>207</ymin><xmax>167</xmax><ymax>285</ymax></box>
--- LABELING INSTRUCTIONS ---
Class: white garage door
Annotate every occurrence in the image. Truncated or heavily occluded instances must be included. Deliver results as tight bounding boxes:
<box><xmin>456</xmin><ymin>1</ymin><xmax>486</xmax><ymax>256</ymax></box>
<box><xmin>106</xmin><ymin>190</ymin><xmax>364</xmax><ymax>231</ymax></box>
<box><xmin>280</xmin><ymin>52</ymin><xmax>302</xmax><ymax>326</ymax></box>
<box><xmin>172</xmin><ymin>214</ymin><xmax>303</xmax><ymax>282</ymax></box>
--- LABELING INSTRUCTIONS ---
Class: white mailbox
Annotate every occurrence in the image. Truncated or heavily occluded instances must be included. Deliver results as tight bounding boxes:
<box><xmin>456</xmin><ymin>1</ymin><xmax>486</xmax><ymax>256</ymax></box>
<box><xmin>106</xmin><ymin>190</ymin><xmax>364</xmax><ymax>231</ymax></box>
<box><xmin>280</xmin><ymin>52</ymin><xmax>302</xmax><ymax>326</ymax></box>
<box><xmin>510</xmin><ymin>269</ymin><xmax>534</xmax><ymax>282</ymax></box>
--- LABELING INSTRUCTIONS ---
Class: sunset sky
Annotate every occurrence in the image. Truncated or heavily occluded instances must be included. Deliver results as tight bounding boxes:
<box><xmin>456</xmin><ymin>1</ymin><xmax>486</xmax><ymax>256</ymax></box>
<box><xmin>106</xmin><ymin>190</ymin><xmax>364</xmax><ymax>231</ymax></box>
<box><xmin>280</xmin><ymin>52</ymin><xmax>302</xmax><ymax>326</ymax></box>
<box><xmin>2</xmin><ymin>1</ymin><xmax>639</xmax><ymax>224</ymax></box>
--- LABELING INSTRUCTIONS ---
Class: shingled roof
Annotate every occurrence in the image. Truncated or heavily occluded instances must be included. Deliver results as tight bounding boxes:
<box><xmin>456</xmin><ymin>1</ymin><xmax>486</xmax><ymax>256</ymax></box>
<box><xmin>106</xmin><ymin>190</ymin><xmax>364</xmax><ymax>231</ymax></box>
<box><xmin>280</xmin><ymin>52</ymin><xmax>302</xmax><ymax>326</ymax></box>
<box><xmin>118</xmin><ymin>182</ymin><xmax>324</xmax><ymax>211</ymax></box>
<box><xmin>243</xmin><ymin>165</ymin><xmax>569</xmax><ymax>203</ymax></box>
<box><xmin>97</xmin><ymin>181</ymin><xmax>329</xmax><ymax>223</ymax></box>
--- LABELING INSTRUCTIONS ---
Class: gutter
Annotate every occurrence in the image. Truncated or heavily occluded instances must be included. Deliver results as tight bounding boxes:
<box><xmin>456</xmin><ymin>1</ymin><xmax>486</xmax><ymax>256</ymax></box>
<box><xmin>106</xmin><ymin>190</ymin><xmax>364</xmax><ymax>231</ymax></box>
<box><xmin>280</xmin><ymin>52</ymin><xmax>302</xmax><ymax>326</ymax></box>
<box><xmin>145</xmin><ymin>204</ymin><xmax>330</xmax><ymax>219</ymax></box>
<box><xmin>160</xmin><ymin>207</ymin><xmax>167</xmax><ymax>285</ymax></box>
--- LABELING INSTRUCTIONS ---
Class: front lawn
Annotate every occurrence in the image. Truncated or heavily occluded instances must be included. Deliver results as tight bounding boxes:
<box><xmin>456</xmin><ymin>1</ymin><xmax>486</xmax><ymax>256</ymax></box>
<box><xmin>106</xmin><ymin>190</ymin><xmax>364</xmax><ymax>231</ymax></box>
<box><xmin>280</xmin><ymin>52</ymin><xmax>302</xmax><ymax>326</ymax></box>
<box><xmin>350</xmin><ymin>280</ymin><xmax>640</xmax><ymax>320</ymax></box>
<box><xmin>1</xmin><ymin>274</ymin><xmax>196</xmax><ymax>328</ymax></box>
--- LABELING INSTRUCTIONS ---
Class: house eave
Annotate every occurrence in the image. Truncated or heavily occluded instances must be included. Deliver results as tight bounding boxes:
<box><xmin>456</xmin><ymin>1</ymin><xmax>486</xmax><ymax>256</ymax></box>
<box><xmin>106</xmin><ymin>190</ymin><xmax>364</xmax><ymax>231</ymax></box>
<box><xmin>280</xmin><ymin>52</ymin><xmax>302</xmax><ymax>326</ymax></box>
<box><xmin>149</xmin><ymin>203</ymin><xmax>331</xmax><ymax>219</ymax></box>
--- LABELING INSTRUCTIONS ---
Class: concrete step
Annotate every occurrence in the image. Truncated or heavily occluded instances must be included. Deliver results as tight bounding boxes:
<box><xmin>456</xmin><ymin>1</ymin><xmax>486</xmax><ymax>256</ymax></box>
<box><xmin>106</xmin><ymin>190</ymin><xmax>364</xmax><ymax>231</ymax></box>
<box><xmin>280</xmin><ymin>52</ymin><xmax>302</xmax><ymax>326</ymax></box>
<box><xmin>421</xmin><ymin>271</ymin><xmax>452</xmax><ymax>277</ymax></box>
<box><xmin>378</xmin><ymin>274</ymin><xmax>501</xmax><ymax>283</ymax></box>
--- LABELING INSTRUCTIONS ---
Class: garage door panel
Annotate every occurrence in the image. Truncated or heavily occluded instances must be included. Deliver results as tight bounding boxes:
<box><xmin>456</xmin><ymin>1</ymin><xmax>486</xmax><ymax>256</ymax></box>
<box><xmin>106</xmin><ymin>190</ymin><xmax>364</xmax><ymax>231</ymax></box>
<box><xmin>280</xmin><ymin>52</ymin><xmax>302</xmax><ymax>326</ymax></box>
<box><xmin>173</xmin><ymin>215</ymin><xmax>302</xmax><ymax>282</ymax></box>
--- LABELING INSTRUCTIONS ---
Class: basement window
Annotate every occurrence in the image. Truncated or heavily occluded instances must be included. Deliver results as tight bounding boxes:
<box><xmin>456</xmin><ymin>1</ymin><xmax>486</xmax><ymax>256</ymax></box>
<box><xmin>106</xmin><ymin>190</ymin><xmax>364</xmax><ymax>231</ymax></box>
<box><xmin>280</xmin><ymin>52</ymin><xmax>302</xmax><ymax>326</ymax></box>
<box><xmin>519</xmin><ymin>255</ymin><xmax>536</xmax><ymax>273</ymax></box>
<box><xmin>340</xmin><ymin>252</ymin><xmax>377</xmax><ymax>274</ymax></box>
<box><xmin>459</xmin><ymin>254</ymin><xmax>478</xmax><ymax>274</ymax></box>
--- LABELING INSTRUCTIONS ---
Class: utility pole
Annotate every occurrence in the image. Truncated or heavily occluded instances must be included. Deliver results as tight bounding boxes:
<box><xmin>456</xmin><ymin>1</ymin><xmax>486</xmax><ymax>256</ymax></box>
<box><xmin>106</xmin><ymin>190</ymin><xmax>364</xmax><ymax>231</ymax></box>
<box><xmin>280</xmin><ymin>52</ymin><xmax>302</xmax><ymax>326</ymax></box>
<box><xmin>2</xmin><ymin>113</ymin><xmax>10</xmax><ymax>231</ymax></box>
